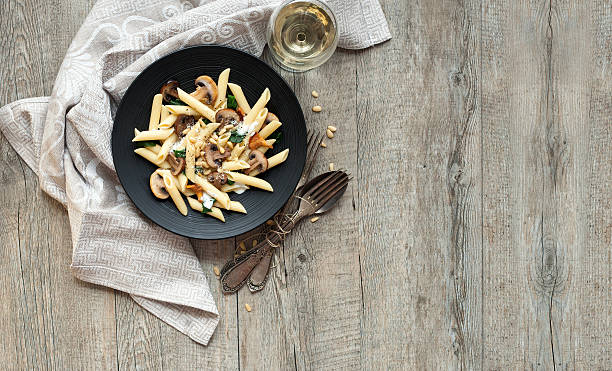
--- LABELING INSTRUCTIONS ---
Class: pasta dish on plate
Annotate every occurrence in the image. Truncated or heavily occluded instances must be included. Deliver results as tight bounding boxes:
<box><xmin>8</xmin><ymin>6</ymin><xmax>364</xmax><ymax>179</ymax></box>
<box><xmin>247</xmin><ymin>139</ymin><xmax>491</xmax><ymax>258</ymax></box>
<box><xmin>131</xmin><ymin>68</ymin><xmax>288</xmax><ymax>222</ymax></box>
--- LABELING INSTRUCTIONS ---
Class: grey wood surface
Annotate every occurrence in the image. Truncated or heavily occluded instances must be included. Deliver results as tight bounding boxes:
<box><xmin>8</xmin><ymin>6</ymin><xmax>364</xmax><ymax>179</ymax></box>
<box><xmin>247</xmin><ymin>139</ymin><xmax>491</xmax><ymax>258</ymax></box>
<box><xmin>0</xmin><ymin>0</ymin><xmax>610</xmax><ymax>370</ymax></box>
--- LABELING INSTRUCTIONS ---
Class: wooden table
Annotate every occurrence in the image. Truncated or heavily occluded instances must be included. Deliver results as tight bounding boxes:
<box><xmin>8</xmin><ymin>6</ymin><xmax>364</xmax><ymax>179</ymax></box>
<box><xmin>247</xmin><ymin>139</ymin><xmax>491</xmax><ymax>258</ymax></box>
<box><xmin>1</xmin><ymin>0</ymin><xmax>610</xmax><ymax>369</ymax></box>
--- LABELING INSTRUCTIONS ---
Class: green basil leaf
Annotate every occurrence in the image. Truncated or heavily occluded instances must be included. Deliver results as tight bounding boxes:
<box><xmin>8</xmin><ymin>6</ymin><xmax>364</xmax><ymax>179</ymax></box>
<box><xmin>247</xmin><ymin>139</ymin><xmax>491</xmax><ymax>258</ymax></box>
<box><xmin>268</xmin><ymin>131</ymin><xmax>282</xmax><ymax>141</ymax></box>
<box><xmin>136</xmin><ymin>141</ymin><xmax>157</xmax><ymax>148</ymax></box>
<box><xmin>229</xmin><ymin>130</ymin><xmax>246</xmax><ymax>143</ymax></box>
<box><xmin>227</xmin><ymin>94</ymin><xmax>238</xmax><ymax>109</ymax></box>
<box><xmin>168</xmin><ymin>98</ymin><xmax>187</xmax><ymax>106</ymax></box>
<box><xmin>173</xmin><ymin>148</ymin><xmax>186</xmax><ymax>158</ymax></box>
<box><xmin>227</xmin><ymin>179</ymin><xmax>235</xmax><ymax>185</ymax></box>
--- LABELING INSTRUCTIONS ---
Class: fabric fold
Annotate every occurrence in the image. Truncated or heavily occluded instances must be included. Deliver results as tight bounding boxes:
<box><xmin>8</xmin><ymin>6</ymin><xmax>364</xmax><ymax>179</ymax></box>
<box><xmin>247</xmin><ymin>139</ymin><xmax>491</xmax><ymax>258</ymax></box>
<box><xmin>0</xmin><ymin>0</ymin><xmax>390</xmax><ymax>345</ymax></box>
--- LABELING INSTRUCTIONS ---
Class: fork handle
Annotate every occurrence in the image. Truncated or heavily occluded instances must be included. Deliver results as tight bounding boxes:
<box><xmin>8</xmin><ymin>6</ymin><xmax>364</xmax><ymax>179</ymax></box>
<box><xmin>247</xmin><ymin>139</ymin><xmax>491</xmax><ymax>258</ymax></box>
<box><xmin>220</xmin><ymin>211</ymin><xmax>304</xmax><ymax>293</ymax></box>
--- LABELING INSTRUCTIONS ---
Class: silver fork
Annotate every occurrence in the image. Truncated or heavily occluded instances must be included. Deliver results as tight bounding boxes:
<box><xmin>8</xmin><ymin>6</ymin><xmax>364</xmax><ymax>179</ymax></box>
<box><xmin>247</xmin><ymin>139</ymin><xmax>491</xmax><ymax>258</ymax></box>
<box><xmin>246</xmin><ymin>130</ymin><xmax>324</xmax><ymax>292</ymax></box>
<box><xmin>221</xmin><ymin>171</ymin><xmax>351</xmax><ymax>294</ymax></box>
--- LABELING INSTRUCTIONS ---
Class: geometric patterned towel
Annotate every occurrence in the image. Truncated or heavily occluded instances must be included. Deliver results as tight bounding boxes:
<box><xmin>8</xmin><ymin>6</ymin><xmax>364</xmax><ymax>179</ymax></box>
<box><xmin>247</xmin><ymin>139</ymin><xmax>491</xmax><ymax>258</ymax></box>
<box><xmin>0</xmin><ymin>0</ymin><xmax>390</xmax><ymax>345</ymax></box>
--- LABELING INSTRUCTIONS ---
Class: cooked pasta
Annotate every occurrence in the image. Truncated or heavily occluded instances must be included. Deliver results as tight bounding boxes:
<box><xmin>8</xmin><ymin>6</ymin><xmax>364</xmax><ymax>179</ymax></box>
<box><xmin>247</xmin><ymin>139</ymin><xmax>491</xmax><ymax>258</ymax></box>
<box><xmin>133</xmin><ymin>71</ymin><xmax>288</xmax><ymax>222</ymax></box>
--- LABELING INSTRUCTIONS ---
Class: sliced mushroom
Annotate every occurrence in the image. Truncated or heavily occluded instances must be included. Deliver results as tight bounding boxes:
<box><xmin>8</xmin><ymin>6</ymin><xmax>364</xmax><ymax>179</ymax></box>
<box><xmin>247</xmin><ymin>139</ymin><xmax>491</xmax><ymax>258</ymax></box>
<box><xmin>215</xmin><ymin>108</ymin><xmax>241</xmax><ymax>126</ymax></box>
<box><xmin>167</xmin><ymin>152</ymin><xmax>185</xmax><ymax>176</ymax></box>
<box><xmin>207</xmin><ymin>171</ymin><xmax>228</xmax><ymax>189</ymax></box>
<box><xmin>264</xmin><ymin>112</ymin><xmax>279</xmax><ymax>126</ymax></box>
<box><xmin>160</xmin><ymin>80</ymin><xmax>179</xmax><ymax>103</ymax></box>
<box><xmin>204</xmin><ymin>143</ymin><xmax>230</xmax><ymax>168</ymax></box>
<box><xmin>247</xmin><ymin>150</ymin><xmax>268</xmax><ymax>174</ymax></box>
<box><xmin>191</xmin><ymin>75</ymin><xmax>218</xmax><ymax>105</ymax></box>
<box><xmin>150</xmin><ymin>172</ymin><xmax>169</xmax><ymax>199</ymax></box>
<box><xmin>174</xmin><ymin>114</ymin><xmax>195</xmax><ymax>136</ymax></box>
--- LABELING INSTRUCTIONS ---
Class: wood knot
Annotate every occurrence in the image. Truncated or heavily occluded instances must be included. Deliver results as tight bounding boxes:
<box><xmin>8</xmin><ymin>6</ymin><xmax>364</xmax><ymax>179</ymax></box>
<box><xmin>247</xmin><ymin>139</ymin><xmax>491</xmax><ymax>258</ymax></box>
<box><xmin>297</xmin><ymin>253</ymin><xmax>307</xmax><ymax>263</ymax></box>
<box><xmin>450</xmin><ymin>71</ymin><xmax>464</xmax><ymax>87</ymax></box>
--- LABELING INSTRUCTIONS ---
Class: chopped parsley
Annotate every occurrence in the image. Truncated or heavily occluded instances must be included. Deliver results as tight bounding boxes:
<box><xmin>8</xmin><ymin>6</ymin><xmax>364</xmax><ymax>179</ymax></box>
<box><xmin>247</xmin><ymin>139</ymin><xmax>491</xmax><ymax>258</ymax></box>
<box><xmin>229</xmin><ymin>130</ymin><xmax>246</xmax><ymax>143</ymax></box>
<box><xmin>227</xmin><ymin>179</ymin><xmax>235</xmax><ymax>185</ymax></box>
<box><xmin>195</xmin><ymin>166</ymin><xmax>204</xmax><ymax>174</ymax></box>
<box><xmin>202</xmin><ymin>118</ymin><xmax>211</xmax><ymax>124</ymax></box>
<box><xmin>168</xmin><ymin>98</ymin><xmax>187</xmax><ymax>106</ymax></box>
<box><xmin>173</xmin><ymin>148</ymin><xmax>186</xmax><ymax>158</ymax></box>
<box><xmin>227</xmin><ymin>94</ymin><xmax>237</xmax><ymax>109</ymax></box>
<box><xmin>135</xmin><ymin>141</ymin><xmax>157</xmax><ymax>148</ymax></box>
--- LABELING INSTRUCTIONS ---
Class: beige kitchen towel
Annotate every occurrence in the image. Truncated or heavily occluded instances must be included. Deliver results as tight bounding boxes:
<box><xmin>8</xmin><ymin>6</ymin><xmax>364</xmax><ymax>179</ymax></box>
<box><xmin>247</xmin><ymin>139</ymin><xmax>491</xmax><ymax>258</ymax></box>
<box><xmin>0</xmin><ymin>0</ymin><xmax>390</xmax><ymax>345</ymax></box>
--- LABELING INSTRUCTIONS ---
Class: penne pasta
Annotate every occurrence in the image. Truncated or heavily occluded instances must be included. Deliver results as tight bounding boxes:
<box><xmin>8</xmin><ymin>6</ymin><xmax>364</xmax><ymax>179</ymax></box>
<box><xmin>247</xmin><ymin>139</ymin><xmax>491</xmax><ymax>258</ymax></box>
<box><xmin>160</xmin><ymin>170</ymin><xmax>188</xmax><ymax>215</ymax></box>
<box><xmin>214</xmin><ymin>68</ymin><xmax>230</xmax><ymax>108</ymax></box>
<box><xmin>149</xmin><ymin>94</ymin><xmax>163</xmax><ymax>130</ymax></box>
<box><xmin>227</xmin><ymin>83</ymin><xmax>251</xmax><ymax>113</ymax></box>
<box><xmin>243</xmin><ymin>88</ymin><xmax>270</xmax><ymax>124</ymax></box>
<box><xmin>187</xmin><ymin>197</ymin><xmax>225</xmax><ymax>222</ymax></box>
<box><xmin>251</xmin><ymin>108</ymin><xmax>268</xmax><ymax>133</ymax></box>
<box><xmin>226</xmin><ymin>171</ymin><xmax>273</xmax><ymax>192</ymax></box>
<box><xmin>198</xmin><ymin>120</ymin><xmax>221</xmax><ymax>140</ymax></box>
<box><xmin>133</xmin><ymin>129</ymin><xmax>174</xmax><ymax>142</ymax></box>
<box><xmin>185</xmin><ymin>142</ymin><xmax>196</xmax><ymax>181</ymax></box>
<box><xmin>177</xmin><ymin>172</ymin><xmax>189</xmax><ymax>193</ymax></box>
<box><xmin>158</xmin><ymin>113</ymin><xmax>179</xmax><ymax>129</ymax></box>
<box><xmin>165</xmin><ymin>105</ymin><xmax>200</xmax><ymax>116</ymax></box>
<box><xmin>160</xmin><ymin>106</ymin><xmax>171</xmax><ymax>121</ymax></box>
<box><xmin>148</xmin><ymin>144</ymin><xmax>162</xmax><ymax>155</ymax></box>
<box><xmin>214</xmin><ymin>200</ymin><xmax>247</xmax><ymax>214</ymax></box>
<box><xmin>193</xmin><ymin>175</ymin><xmax>230</xmax><ymax>209</ymax></box>
<box><xmin>222</xmin><ymin>159</ymin><xmax>250</xmax><ymax>171</ymax></box>
<box><xmin>134</xmin><ymin>148</ymin><xmax>164</xmax><ymax>166</ymax></box>
<box><xmin>157</xmin><ymin>133</ymin><xmax>178</xmax><ymax>162</ymax></box>
<box><xmin>177</xmin><ymin>87</ymin><xmax>216</xmax><ymax>121</ymax></box>
<box><xmin>267</xmin><ymin>148</ymin><xmax>289</xmax><ymax>169</ymax></box>
<box><xmin>258</xmin><ymin>120</ymin><xmax>282</xmax><ymax>139</ymax></box>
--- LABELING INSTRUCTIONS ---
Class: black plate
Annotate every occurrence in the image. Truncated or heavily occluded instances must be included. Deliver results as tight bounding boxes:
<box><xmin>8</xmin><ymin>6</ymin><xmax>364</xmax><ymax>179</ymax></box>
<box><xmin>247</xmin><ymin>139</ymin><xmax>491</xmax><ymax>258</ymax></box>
<box><xmin>111</xmin><ymin>46</ymin><xmax>307</xmax><ymax>239</ymax></box>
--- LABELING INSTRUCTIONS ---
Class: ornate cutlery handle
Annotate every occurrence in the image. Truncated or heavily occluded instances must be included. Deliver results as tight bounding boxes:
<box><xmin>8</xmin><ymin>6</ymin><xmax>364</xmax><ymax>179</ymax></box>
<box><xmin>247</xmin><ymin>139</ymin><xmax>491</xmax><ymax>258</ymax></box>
<box><xmin>220</xmin><ymin>211</ymin><xmax>303</xmax><ymax>293</ymax></box>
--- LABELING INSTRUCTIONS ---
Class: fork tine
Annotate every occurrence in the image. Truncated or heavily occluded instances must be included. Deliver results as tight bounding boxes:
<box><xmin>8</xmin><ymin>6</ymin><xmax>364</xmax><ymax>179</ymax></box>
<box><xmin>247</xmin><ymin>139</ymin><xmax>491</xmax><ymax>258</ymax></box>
<box><xmin>302</xmin><ymin>171</ymin><xmax>340</xmax><ymax>198</ymax></box>
<box><xmin>311</xmin><ymin>172</ymin><xmax>348</xmax><ymax>201</ymax></box>
<box><xmin>314</xmin><ymin>176</ymin><xmax>350</xmax><ymax>207</ymax></box>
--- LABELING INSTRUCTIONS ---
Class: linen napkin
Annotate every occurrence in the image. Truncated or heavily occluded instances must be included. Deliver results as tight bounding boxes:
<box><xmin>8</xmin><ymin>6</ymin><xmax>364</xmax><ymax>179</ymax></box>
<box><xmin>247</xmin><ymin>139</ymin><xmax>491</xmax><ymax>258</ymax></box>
<box><xmin>0</xmin><ymin>0</ymin><xmax>390</xmax><ymax>345</ymax></box>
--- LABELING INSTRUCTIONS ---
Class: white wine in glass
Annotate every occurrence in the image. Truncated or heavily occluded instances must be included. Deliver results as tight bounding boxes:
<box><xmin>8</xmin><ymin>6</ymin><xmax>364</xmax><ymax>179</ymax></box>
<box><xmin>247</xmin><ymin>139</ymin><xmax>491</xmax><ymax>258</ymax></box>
<box><xmin>267</xmin><ymin>0</ymin><xmax>338</xmax><ymax>72</ymax></box>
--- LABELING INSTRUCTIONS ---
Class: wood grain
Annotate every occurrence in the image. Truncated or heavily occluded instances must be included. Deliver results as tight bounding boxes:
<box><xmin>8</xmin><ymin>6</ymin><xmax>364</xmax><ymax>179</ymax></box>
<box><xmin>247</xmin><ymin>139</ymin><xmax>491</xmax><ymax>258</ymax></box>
<box><xmin>1</xmin><ymin>0</ymin><xmax>611</xmax><ymax>369</ymax></box>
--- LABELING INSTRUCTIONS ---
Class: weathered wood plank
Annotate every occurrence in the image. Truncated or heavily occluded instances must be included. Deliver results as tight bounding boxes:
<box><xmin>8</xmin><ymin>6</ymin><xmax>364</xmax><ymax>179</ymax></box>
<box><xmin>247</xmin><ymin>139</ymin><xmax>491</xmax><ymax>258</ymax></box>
<box><xmin>236</xmin><ymin>48</ymin><xmax>362</xmax><ymax>371</ymax></box>
<box><xmin>357</xmin><ymin>0</ymin><xmax>482</xmax><ymax>369</ymax></box>
<box><xmin>0</xmin><ymin>0</ymin><xmax>116</xmax><ymax>370</ymax></box>
<box><xmin>481</xmin><ymin>0</ymin><xmax>612</xmax><ymax>369</ymax></box>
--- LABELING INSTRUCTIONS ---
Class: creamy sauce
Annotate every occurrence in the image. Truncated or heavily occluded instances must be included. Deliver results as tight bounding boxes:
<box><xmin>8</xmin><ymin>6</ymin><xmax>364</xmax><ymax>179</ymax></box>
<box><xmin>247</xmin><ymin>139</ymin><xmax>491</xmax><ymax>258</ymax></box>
<box><xmin>231</xmin><ymin>182</ymin><xmax>249</xmax><ymax>194</ymax></box>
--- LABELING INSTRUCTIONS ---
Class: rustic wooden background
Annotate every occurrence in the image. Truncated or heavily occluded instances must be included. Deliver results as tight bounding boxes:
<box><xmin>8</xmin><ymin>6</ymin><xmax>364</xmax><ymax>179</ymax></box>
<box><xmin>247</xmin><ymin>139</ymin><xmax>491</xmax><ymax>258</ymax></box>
<box><xmin>1</xmin><ymin>0</ymin><xmax>610</xmax><ymax>369</ymax></box>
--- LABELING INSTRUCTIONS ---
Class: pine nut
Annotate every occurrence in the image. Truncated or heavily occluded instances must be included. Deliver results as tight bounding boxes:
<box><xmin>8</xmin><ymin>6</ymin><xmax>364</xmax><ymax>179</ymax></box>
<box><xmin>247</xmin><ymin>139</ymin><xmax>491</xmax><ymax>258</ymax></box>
<box><xmin>310</xmin><ymin>216</ymin><xmax>320</xmax><ymax>223</ymax></box>
<box><xmin>213</xmin><ymin>266</ymin><xmax>220</xmax><ymax>276</ymax></box>
<box><xmin>312</xmin><ymin>105</ymin><xmax>322</xmax><ymax>112</ymax></box>
<box><xmin>219</xmin><ymin>146</ymin><xmax>225</xmax><ymax>154</ymax></box>
<box><xmin>311</xmin><ymin>90</ymin><xmax>319</xmax><ymax>98</ymax></box>
<box><xmin>245</xmin><ymin>303</ymin><xmax>252</xmax><ymax>312</ymax></box>
<box><xmin>327</xmin><ymin>125</ymin><xmax>337</xmax><ymax>132</ymax></box>
<box><xmin>326</xmin><ymin>129</ymin><xmax>334</xmax><ymax>139</ymax></box>
<box><xmin>329</xmin><ymin>163</ymin><xmax>334</xmax><ymax>171</ymax></box>
<box><xmin>320</xmin><ymin>141</ymin><xmax>327</xmax><ymax>148</ymax></box>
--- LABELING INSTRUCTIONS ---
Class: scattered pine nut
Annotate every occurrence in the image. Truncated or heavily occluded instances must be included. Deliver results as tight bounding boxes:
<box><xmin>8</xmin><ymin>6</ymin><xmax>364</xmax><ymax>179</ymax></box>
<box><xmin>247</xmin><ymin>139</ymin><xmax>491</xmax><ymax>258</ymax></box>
<box><xmin>311</xmin><ymin>90</ymin><xmax>319</xmax><ymax>98</ymax></box>
<box><xmin>326</xmin><ymin>129</ymin><xmax>334</xmax><ymax>139</ymax></box>
<box><xmin>312</xmin><ymin>105</ymin><xmax>322</xmax><ymax>112</ymax></box>
<box><xmin>320</xmin><ymin>141</ymin><xmax>327</xmax><ymax>148</ymax></box>
<box><xmin>327</xmin><ymin>125</ymin><xmax>337</xmax><ymax>132</ymax></box>
<box><xmin>213</xmin><ymin>266</ymin><xmax>220</xmax><ymax>276</ymax></box>
<box><xmin>252</xmin><ymin>240</ymin><xmax>258</xmax><ymax>248</ymax></box>
<box><xmin>329</xmin><ymin>163</ymin><xmax>335</xmax><ymax>171</ymax></box>
<box><xmin>310</xmin><ymin>216</ymin><xmax>320</xmax><ymax>223</ymax></box>
<box><xmin>239</xmin><ymin>241</ymin><xmax>246</xmax><ymax>250</ymax></box>
<box><xmin>266</xmin><ymin>220</ymin><xmax>275</xmax><ymax>226</ymax></box>
<box><xmin>245</xmin><ymin>303</ymin><xmax>252</xmax><ymax>312</ymax></box>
